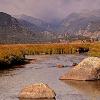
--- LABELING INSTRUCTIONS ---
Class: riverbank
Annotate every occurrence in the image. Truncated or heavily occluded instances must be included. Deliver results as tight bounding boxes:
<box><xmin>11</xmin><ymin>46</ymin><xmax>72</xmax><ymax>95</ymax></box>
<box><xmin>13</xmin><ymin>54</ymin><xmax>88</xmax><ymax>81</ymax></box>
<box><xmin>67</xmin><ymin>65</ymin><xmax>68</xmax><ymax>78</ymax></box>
<box><xmin>0</xmin><ymin>42</ymin><xmax>100</xmax><ymax>69</ymax></box>
<box><xmin>0</xmin><ymin>54</ymin><xmax>100</xmax><ymax>100</ymax></box>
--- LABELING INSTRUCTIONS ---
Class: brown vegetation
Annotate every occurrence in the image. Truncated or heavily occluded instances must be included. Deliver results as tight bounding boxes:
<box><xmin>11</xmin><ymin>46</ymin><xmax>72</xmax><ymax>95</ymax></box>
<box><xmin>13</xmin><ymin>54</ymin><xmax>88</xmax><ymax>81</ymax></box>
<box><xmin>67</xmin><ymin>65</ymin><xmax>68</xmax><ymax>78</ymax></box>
<box><xmin>0</xmin><ymin>42</ymin><xmax>100</xmax><ymax>69</ymax></box>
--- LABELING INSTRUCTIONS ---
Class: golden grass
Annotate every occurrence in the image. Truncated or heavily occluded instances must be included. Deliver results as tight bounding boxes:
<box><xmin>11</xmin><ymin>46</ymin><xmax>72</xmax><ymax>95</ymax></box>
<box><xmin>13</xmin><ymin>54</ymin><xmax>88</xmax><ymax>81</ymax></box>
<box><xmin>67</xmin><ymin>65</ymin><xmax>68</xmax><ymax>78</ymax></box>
<box><xmin>0</xmin><ymin>42</ymin><xmax>100</xmax><ymax>68</ymax></box>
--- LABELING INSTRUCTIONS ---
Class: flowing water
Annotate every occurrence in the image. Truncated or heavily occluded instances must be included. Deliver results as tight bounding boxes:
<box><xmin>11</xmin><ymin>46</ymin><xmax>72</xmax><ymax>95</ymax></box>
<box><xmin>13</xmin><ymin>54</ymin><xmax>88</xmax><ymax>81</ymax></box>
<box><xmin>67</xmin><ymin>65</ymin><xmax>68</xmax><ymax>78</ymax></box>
<box><xmin>0</xmin><ymin>54</ymin><xmax>100</xmax><ymax>100</ymax></box>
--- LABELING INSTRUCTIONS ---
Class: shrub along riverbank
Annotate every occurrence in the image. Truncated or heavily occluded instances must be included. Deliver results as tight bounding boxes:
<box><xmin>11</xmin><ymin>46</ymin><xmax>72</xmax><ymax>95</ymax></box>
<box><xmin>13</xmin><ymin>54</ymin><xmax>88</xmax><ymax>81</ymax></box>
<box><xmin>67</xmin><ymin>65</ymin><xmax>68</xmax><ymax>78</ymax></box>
<box><xmin>0</xmin><ymin>42</ymin><xmax>100</xmax><ymax>69</ymax></box>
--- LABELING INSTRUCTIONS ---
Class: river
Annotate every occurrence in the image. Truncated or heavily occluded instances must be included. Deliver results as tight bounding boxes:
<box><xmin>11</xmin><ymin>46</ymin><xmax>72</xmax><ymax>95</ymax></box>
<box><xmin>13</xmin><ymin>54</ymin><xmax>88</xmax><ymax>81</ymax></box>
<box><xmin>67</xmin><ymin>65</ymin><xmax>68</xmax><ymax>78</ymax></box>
<box><xmin>0</xmin><ymin>54</ymin><xmax>100</xmax><ymax>100</ymax></box>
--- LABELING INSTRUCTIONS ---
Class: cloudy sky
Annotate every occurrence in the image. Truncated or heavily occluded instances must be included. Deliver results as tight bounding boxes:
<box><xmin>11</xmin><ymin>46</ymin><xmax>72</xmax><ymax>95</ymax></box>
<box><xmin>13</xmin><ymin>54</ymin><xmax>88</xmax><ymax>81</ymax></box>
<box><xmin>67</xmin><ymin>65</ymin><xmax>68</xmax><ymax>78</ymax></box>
<box><xmin>0</xmin><ymin>0</ymin><xmax>100</xmax><ymax>22</ymax></box>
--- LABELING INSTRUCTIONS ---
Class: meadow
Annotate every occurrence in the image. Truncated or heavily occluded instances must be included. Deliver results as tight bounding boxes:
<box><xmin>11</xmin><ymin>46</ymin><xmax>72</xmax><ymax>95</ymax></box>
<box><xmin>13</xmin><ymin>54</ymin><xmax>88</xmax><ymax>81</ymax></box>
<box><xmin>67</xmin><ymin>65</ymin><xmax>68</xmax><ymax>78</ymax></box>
<box><xmin>0</xmin><ymin>42</ymin><xmax>100</xmax><ymax>69</ymax></box>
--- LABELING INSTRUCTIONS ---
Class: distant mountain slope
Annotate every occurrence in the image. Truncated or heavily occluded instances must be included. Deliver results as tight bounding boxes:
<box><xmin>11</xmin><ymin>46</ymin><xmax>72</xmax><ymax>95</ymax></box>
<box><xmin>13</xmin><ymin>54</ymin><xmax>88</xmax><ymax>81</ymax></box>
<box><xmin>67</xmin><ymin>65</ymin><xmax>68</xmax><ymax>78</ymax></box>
<box><xmin>58</xmin><ymin>10</ymin><xmax>100</xmax><ymax>39</ymax></box>
<box><xmin>0</xmin><ymin>12</ymin><xmax>19</xmax><ymax>31</ymax></box>
<box><xmin>0</xmin><ymin>12</ymin><xmax>30</xmax><ymax>43</ymax></box>
<box><xmin>17</xmin><ymin>10</ymin><xmax>100</xmax><ymax>37</ymax></box>
<box><xmin>18</xmin><ymin>19</ymin><xmax>44</xmax><ymax>32</ymax></box>
<box><xmin>0</xmin><ymin>12</ymin><xmax>58</xmax><ymax>43</ymax></box>
<box><xmin>1</xmin><ymin>10</ymin><xmax>100</xmax><ymax>43</ymax></box>
<box><xmin>15</xmin><ymin>15</ymin><xmax>50</xmax><ymax>31</ymax></box>
<box><xmin>60</xmin><ymin>13</ymin><xmax>100</xmax><ymax>33</ymax></box>
<box><xmin>15</xmin><ymin>14</ymin><xmax>60</xmax><ymax>32</ymax></box>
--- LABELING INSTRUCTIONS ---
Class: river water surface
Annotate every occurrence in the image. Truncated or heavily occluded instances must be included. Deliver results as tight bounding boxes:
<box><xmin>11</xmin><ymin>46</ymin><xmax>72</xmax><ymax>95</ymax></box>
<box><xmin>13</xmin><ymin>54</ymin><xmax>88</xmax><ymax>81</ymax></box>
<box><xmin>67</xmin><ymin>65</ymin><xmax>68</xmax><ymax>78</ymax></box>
<box><xmin>0</xmin><ymin>54</ymin><xmax>100</xmax><ymax>100</ymax></box>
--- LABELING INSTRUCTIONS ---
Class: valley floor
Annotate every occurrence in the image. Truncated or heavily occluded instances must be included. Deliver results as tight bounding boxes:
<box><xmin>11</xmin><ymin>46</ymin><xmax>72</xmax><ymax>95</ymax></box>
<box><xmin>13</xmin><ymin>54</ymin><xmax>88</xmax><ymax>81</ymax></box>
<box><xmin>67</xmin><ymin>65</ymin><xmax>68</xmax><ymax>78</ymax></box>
<box><xmin>0</xmin><ymin>42</ymin><xmax>100</xmax><ymax>69</ymax></box>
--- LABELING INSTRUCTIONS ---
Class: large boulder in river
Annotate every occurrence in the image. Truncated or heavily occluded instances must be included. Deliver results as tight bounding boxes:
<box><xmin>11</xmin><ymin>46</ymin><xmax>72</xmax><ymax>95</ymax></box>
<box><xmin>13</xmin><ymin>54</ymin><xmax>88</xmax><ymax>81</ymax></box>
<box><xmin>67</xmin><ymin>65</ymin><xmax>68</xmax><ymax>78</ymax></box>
<box><xmin>19</xmin><ymin>83</ymin><xmax>56</xmax><ymax>99</ymax></box>
<box><xmin>60</xmin><ymin>57</ymin><xmax>100</xmax><ymax>81</ymax></box>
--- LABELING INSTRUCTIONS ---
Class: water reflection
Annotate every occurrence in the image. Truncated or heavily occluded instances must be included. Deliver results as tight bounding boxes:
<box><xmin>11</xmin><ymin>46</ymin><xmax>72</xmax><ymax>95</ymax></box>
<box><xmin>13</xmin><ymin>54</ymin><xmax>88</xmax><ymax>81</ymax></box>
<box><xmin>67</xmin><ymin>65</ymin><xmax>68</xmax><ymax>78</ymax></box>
<box><xmin>0</xmin><ymin>65</ymin><xmax>25</xmax><ymax>77</ymax></box>
<box><xmin>0</xmin><ymin>55</ymin><xmax>89</xmax><ymax>100</ymax></box>
<box><xmin>62</xmin><ymin>80</ymin><xmax>100</xmax><ymax>96</ymax></box>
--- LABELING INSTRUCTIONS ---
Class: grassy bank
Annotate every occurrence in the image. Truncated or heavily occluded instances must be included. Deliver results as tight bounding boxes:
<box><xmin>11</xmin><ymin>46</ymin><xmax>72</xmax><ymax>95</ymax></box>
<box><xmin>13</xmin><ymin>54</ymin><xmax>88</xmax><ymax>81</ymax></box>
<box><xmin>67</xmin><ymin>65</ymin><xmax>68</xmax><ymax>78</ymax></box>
<box><xmin>0</xmin><ymin>42</ymin><xmax>100</xmax><ymax>69</ymax></box>
<box><xmin>88</xmin><ymin>42</ymin><xmax>100</xmax><ymax>57</ymax></box>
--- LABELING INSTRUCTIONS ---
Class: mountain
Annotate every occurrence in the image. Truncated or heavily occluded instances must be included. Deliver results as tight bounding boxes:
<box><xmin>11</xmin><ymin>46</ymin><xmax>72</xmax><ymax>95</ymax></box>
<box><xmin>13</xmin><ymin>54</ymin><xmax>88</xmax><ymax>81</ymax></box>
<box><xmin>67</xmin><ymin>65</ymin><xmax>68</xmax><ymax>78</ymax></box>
<box><xmin>15</xmin><ymin>14</ymin><xmax>61</xmax><ymax>32</ymax></box>
<box><xmin>0</xmin><ymin>12</ymin><xmax>58</xmax><ymax>43</ymax></box>
<box><xmin>1</xmin><ymin>10</ymin><xmax>100</xmax><ymax>43</ymax></box>
<box><xmin>59</xmin><ymin>10</ymin><xmax>100</xmax><ymax>40</ymax></box>
<box><xmin>15</xmin><ymin>15</ymin><xmax>50</xmax><ymax>31</ymax></box>
<box><xmin>18</xmin><ymin>19</ymin><xmax>44</xmax><ymax>32</ymax></box>
<box><xmin>0</xmin><ymin>12</ymin><xmax>30</xmax><ymax>43</ymax></box>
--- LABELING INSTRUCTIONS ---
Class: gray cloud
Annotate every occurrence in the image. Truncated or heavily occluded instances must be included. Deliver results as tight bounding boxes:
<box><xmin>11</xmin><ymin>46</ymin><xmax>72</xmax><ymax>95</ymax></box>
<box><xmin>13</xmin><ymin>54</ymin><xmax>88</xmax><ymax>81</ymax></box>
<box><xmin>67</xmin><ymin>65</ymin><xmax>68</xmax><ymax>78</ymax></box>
<box><xmin>0</xmin><ymin>0</ymin><xmax>100</xmax><ymax>22</ymax></box>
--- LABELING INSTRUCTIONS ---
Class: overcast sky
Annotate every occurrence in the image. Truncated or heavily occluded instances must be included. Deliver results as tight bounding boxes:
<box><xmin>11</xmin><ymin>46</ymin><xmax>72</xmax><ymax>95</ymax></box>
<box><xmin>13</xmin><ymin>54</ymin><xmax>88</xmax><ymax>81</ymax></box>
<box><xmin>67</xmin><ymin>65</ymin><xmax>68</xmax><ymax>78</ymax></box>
<box><xmin>0</xmin><ymin>0</ymin><xmax>100</xmax><ymax>22</ymax></box>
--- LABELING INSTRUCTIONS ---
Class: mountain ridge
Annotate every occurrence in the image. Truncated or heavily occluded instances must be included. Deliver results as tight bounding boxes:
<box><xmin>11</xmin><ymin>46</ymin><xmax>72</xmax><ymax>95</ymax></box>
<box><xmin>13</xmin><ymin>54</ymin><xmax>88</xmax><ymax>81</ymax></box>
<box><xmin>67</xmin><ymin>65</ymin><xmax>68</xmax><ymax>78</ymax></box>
<box><xmin>0</xmin><ymin>10</ymin><xmax>100</xmax><ymax>43</ymax></box>
<box><xmin>0</xmin><ymin>12</ymin><xmax>58</xmax><ymax>43</ymax></box>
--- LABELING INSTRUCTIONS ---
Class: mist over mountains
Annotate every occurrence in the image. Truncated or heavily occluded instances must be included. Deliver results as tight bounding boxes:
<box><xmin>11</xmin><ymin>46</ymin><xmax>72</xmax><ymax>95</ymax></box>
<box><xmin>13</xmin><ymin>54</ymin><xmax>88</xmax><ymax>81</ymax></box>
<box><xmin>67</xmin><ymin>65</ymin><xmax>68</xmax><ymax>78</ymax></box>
<box><xmin>0</xmin><ymin>9</ymin><xmax>100</xmax><ymax>43</ymax></box>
